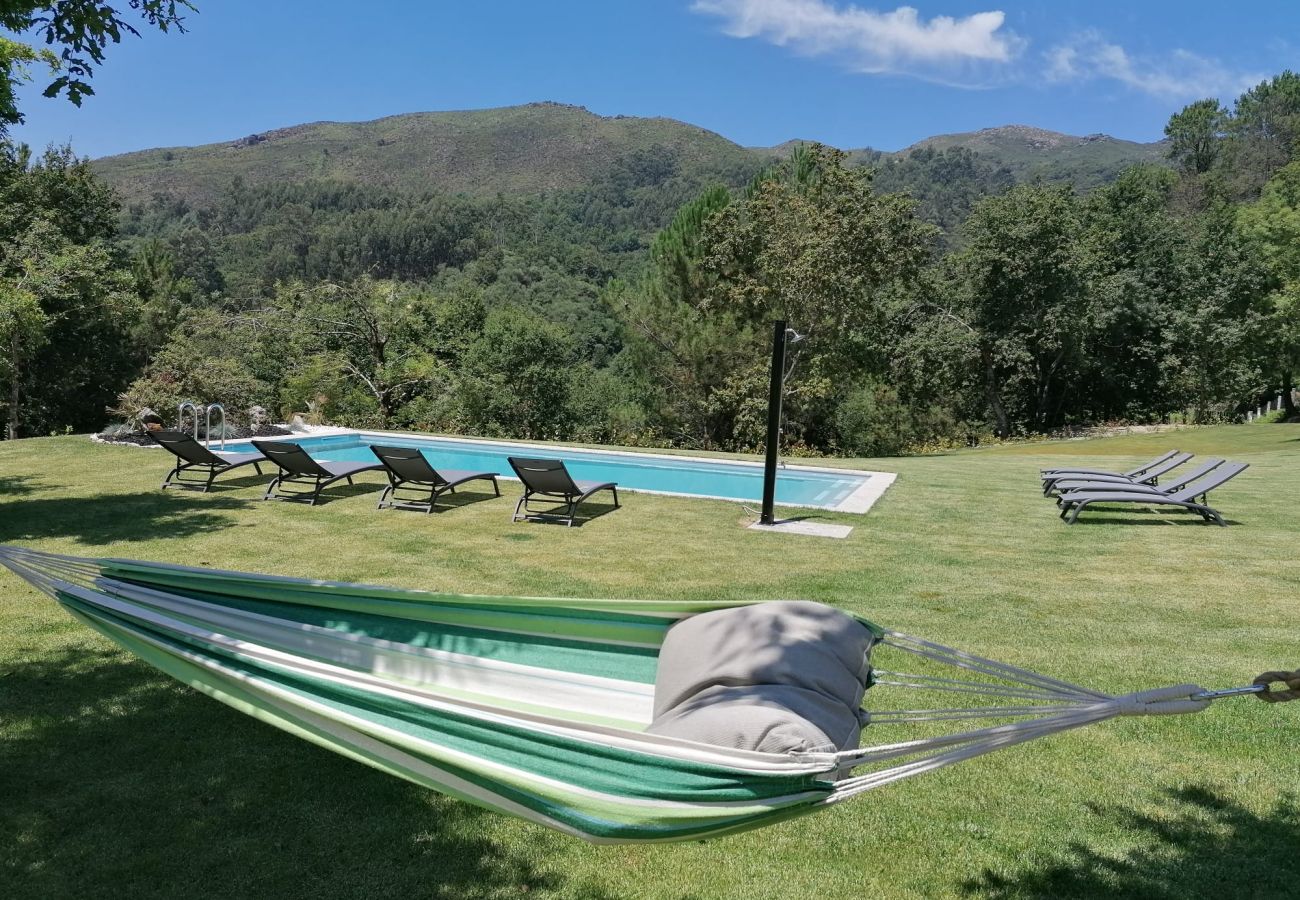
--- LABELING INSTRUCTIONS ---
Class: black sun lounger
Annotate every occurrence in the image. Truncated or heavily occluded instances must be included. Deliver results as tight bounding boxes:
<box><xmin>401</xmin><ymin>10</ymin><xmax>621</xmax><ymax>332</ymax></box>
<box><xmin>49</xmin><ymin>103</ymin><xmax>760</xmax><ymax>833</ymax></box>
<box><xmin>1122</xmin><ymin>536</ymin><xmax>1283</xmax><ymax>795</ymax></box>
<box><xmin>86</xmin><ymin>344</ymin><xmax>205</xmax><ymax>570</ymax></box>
<box><xmin>1057</xmin><ymin>461</ymin><xmax>1248</xmax><ymax>526</ymax></box>
<box><xmin>1042</xmin><ymin>450</ymin><xmax>1191</xmax><ymax>495</ymax></box>
<box><xmin>253</xmin><ymin>440</ymin><xmax>384</xmax><ymax>506</ymax></box>
<box><xmin>151</xmin><ymin>430</ymin><xmax>265</xmax><ymax>492</ymax></box>
<box><xmin>507</xmin><ymin>456</ymin><xmax>619</xmax><ymax>527</ymax></box>
<box><xmin>1050</xmin><ymin>458</ymin><xmax>1223</xmax><ymax>504</ymax></box>
<box><xmin>370</xmin><ymin>444</ymin><xmax>500</xmax><ymax>513</ymax></box>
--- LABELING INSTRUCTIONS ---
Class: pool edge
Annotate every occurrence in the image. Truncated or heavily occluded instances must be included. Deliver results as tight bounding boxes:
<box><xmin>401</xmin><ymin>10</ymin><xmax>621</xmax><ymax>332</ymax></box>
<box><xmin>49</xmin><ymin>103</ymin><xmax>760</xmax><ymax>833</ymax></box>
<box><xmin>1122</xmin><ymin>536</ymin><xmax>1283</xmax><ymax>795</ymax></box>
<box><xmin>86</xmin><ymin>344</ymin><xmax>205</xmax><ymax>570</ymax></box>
<box><xmin>251</xmin><ymin>427</ymin><xmax>900</xmax><ymax>515</ymax></box>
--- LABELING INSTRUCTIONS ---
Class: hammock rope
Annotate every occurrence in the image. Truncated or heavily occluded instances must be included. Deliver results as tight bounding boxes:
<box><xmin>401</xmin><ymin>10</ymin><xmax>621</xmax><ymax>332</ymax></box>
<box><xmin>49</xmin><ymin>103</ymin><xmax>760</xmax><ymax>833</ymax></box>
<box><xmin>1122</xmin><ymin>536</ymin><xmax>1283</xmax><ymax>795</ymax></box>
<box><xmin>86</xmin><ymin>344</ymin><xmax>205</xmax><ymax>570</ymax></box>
<box><xmin>0</xmin><ymin>544</ymin><xmax>1285</xmax><ymax>844</ymax></box>
<box><xmin>1252</xmin><ymin>670</ymin><xmax>1300</xmax><ymax>702</ymax></box>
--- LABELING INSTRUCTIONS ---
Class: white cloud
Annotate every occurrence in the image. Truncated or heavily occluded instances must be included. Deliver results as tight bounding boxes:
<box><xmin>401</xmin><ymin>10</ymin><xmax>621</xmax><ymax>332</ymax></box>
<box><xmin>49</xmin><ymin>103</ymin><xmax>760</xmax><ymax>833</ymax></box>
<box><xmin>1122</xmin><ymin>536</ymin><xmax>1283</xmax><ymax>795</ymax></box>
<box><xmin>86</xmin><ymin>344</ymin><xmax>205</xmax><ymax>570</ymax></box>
<box><xmin>1045</xmin><ymin>31</ymin><xmax>1262</xmax><ymax>101</ymax></box>
<box><xmin>691</xmin><ymin>0</ymin><xmax>1024</xmax><ymax>84</ymax></box>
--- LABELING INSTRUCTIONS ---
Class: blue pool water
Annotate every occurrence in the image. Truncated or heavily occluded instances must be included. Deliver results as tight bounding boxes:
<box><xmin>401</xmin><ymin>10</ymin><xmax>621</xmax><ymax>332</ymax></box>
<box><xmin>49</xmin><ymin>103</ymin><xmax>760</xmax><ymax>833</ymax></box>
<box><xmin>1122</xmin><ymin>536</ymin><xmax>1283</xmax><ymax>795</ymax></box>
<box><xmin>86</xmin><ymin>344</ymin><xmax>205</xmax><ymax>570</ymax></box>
<box><xmin>222</xmin><ymin>432</ymin><xmax>872</xmax><ymax>510</ymax></box>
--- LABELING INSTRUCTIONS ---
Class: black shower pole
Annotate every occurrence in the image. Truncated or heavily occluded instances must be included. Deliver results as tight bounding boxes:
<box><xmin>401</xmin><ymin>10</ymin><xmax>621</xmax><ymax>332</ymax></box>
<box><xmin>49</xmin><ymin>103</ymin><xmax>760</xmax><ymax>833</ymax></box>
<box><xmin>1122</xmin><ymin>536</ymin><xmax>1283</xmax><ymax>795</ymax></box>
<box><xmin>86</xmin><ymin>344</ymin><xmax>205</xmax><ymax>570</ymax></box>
<box><xmin>759</xmin><ymin>320</ymin><xmax>787</xmax><ymax>526</ymax></box>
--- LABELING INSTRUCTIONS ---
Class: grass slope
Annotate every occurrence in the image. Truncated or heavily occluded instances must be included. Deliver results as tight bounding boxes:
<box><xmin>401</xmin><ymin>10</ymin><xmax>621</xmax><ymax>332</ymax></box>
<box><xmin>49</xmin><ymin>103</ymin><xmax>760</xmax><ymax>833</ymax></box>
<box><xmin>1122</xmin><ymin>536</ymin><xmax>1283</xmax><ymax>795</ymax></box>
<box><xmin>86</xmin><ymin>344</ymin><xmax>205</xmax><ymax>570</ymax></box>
<box><xmin>1</xmin><ymin>425</ymin><xmax>1297</xmax><ymax>899</ymax></box>
<box><xmin>92</xmin><ymin>102</ymin><xmax>768</xmax><ymax>204</ymax></box>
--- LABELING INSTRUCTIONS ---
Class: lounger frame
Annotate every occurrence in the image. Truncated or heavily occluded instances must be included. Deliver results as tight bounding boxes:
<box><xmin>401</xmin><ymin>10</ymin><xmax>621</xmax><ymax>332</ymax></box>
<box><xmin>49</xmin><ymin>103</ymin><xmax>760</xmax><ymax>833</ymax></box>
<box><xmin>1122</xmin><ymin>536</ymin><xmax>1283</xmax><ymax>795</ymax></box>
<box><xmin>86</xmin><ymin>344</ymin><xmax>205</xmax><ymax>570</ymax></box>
<box><xmin>371</xmin><ymin>444</ymin><xmax>500</xmax><ymax>513</ymax></box>
<box><xmin>253</xmin><ymin>440</ymin><xmax>383</xmax><ymax>506</ymax></box>
<box><xmin>1057</xmin><ymin>462</ymin><xmax>1248</xmax><ymax>526</ymax></box>
<box><xmin>508</xmin><ymin>457</ymin><xmax>619</xmax><ymax>527</ymax></box>
<box><xmin>151</xmin><ymin>430</ymin><xmax>264</xmax><ymax>492</ymax></box>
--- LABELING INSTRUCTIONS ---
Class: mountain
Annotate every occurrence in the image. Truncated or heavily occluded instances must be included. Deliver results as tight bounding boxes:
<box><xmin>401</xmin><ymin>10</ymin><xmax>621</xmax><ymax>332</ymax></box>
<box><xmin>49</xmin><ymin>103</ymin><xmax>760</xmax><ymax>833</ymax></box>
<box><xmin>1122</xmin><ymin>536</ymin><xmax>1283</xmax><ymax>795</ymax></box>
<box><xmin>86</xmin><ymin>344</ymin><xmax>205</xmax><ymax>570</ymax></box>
<box><xmin>892</xmin><ymin>124</ymin><xmax>1167</xmax><ymax>187</ymax></box>
<box><xmin>93</xmin><ymin>102</ymin><xmax>770</xmax><ymax>204</ymax></box>
<box><xmin>92</xmin><ymin>105</ymin><xmax>1167</xmax><ymax>207</ymax></box>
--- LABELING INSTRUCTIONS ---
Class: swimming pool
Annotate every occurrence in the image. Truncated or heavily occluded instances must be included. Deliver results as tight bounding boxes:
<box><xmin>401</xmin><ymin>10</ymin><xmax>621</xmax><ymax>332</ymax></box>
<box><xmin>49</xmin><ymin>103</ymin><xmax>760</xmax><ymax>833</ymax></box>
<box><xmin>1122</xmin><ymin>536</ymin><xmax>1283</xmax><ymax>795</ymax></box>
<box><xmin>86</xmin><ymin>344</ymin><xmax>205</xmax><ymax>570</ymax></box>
<box><xmin>220</xmin><ymin>430</ymin><xmax>895</xmax><ymax>513</ymax></box>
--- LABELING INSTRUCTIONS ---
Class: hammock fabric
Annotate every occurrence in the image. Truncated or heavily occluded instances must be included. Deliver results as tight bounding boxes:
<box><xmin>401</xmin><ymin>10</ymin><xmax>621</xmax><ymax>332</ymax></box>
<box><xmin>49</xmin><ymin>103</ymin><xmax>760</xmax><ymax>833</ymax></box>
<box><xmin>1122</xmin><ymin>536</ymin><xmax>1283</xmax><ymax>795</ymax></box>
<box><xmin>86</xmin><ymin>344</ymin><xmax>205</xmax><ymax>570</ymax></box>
<box><xmin>0</xmin><ymin>545</ymin><xmax>1255</xmax><ymax>844</ymax></box>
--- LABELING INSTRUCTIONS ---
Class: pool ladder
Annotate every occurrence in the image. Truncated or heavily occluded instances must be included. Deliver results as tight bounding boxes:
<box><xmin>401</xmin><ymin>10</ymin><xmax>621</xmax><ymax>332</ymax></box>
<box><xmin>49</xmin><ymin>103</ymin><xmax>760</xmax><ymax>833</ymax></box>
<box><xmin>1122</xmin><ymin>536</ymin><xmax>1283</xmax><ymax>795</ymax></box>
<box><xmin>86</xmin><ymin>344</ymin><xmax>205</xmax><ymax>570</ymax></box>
<box><xmin>177</xmin><ymin>401</ymin><xmax>227</xmax><ymax>450</ymax></box>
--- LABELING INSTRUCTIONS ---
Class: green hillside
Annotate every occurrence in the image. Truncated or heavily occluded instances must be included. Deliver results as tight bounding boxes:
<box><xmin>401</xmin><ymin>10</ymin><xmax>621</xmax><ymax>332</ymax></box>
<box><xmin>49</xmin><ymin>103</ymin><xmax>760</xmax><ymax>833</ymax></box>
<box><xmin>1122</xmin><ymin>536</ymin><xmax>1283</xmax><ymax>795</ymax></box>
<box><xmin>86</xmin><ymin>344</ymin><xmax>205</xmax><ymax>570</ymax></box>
<box><xmin>93</xmin><ymin>102</ymin><xmax>771</xmax><ymax>204</ymax></box>
<box><xmin>897</xmin><ymin>124</ymin><xmax>1167</xmax><ymax>187</ymax></box>
<box><xmin>92</xmin><ymin>105</ymin><xmax>1165</xmax><ymax>206</ymax></box>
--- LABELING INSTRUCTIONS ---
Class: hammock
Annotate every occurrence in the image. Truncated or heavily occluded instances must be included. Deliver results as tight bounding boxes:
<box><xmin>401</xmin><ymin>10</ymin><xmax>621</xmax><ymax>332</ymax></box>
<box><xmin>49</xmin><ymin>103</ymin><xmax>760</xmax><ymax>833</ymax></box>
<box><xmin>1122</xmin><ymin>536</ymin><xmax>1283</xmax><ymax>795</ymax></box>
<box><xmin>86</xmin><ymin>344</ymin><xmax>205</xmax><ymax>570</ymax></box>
<box><xmin>1</xmin><ymin>545</ymin><xmax>1293</xmax><ymax>845</ymax></box>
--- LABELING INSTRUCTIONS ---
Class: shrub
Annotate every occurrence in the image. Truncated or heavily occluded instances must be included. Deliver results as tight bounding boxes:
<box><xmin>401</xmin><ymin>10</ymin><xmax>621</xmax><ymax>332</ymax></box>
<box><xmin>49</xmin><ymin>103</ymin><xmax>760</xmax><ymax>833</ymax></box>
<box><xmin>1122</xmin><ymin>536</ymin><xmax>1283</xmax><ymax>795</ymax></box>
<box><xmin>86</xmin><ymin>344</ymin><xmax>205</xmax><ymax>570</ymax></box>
<box><xmin>835</xmin><ymin>379</ymin><xmax>957</xmax><ymax>457</ymax></box>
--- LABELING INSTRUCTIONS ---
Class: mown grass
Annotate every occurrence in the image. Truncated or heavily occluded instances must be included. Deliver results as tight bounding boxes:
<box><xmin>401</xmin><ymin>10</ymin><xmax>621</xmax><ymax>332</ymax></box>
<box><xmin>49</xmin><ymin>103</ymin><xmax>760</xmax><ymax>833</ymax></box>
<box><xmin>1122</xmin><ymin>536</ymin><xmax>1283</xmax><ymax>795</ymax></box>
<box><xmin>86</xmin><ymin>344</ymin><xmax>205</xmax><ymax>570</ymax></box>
<box><xmin>1</xmin><ymin>426</ymin><xmax>1297</xmax><ymax>899</ymax></box>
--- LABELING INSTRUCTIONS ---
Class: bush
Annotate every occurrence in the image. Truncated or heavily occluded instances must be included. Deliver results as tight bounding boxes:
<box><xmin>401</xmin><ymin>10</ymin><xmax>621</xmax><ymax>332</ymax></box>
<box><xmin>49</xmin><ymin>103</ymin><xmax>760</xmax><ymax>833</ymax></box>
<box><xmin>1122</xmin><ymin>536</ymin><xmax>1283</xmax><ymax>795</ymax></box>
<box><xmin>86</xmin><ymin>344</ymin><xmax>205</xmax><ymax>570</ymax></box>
<box><xmin>835</xmin><ymin>379</ymin><xmax>957</xmax><ymax>457</ymax></box>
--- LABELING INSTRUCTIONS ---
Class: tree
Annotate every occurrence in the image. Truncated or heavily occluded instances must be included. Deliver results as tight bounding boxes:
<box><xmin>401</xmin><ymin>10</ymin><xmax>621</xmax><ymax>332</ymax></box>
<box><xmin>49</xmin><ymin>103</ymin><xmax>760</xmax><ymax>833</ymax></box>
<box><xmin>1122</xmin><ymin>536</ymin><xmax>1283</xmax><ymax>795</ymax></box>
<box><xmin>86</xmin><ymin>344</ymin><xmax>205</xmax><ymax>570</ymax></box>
<box><xmin>698</xmin><ymin>144</ymin><xmax>937</xmax><ymax>448</ymax></box>
<box><xmin>0</xmin><ymin>143</ymin><xmax>137</xmax><ymax>437</ymax></box>
<box><xmin>1238</xmin><ymin>160</ymin><xmax>1300</xmax><ymax>415</ymax></box>
<box><xmin>1079</xmin><ymin>166</ymin><xmax>1186</xmax><ymax>421</ymax></box>
<box><xmin>0</xmin><ymin>217</ymin><xmax>134</xmax><ymax>437</ymax></box>
<box><xmin>0</xmin><ymin>1</ymin><xmax>193</xmax><ymax>133</ymax></box>
<box><xmin>281</xmin><ymin>279</ymin><xmax>440</xmax><ymax>426</ymax></box>
<box><xmin>1165</xmin><ymin>98</ymin><xmax>1228</xmax><ymax>175</ymax></box>
<box><xmin>1163</xmin><ymin>207</ymin><xmax>1275</xmax><ymax>420</ymax></box>
<box><xmin>943</xmin><ymin>185</ymin><xmax>1089</xmax><ymax>437</ymax></box>
<box><xmin>455</xmin><ymin>307</ymin><xmax>576</xmax><ymax>440</ymax></box>
<box><xmin>1221</xmin><ymin>71</ymin><xmax>1300</xmax><ymax>198</ymax></box>
<box><xmin>613</xmin><ymin>185</ymin><xmax>745</xmax><ymax>446</ymax></box>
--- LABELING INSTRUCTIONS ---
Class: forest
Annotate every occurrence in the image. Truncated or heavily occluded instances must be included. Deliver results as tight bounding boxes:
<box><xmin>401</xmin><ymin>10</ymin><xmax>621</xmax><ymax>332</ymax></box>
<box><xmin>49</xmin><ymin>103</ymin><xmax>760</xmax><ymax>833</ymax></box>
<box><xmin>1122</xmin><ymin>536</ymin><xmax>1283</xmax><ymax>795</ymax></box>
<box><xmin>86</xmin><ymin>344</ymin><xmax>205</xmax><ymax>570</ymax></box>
<box><xmin>3</xmin><ymin>71</ymin><xmax>1299</xmax><ymax>454</ymax></box>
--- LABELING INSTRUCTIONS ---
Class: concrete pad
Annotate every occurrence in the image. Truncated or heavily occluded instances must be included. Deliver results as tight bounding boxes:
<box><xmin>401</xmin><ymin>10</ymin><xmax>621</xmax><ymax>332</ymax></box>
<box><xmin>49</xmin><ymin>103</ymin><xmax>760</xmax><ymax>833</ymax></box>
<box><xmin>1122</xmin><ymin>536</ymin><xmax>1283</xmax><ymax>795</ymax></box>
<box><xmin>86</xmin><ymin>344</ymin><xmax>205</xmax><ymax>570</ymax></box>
<box><xmin>747</xmin><ymin>520</ymin><xmax>854</xmax><ymax>539</ymax></box>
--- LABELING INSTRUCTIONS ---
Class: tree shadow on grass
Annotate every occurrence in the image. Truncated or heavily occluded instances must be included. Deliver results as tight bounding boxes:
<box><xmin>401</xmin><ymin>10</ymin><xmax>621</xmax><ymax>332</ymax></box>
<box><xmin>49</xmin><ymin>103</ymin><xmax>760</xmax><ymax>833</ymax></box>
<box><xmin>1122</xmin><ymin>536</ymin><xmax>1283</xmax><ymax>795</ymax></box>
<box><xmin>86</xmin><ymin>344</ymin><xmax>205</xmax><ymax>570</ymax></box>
<box><xmin>0</xmin><ymin>647</ymin><xmax>604</xmax><ymax>900</ymax></box>
<box><xmin>0</xmin><ymin>491</ymin><xmax>254</xmax><ymax>547</ymax></box>
<box><xmin>962</xmin><ymin>786</ymin><xmax>1300</xmax><ymax>899</ymax></box>
<box><xmin>0</xmin><ymin>474</ymin><xmax>43</xmax><ymax>497</ymax></box>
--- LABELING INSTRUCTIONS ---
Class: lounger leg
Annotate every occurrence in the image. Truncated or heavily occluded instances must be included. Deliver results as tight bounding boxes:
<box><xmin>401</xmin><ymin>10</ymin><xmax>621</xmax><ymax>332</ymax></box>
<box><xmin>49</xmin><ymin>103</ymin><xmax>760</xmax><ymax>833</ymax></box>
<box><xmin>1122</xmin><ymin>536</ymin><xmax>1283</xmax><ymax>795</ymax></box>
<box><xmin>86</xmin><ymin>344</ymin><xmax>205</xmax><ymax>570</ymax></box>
<box><xmin>377</xmin><ymin>484</ymin><xmax>394</xmax><ymax>510</ymax></box>
<box><xmin>513</xmin><ymin>491</ymin><xmax>529</xmax><ymax>522</ymax></box>
<box><xmin>1199</xmin><ymin>505</ymin><xmax>1226</xmax><ymax>526</ymax></box>
<box><xmin>491</xmin><ymin>477</ymin><xmax>500</xmax><ymax>497</ymax></box>
<box><xmin>162</xmin><ymin>461</ymin><xmax>181</xmax><ymax>490</ymax></box>
<box><xmin>567</xmin><ymin>496</ymin><xmax>577</xmax><ymax>527</ymax></box>
<box><xmin>263</xmin><ymin>476</ymin><xmax>281</xmax><ymax>500</ymax></box>
<box><xmin>610</xmin><ymin>486</ymin><xmax>619</xmax><ymax>509</ymax></box>
<box><xmin>204</xmin><ymin>467</ymin><xmax>218</xmax><ymax>492</ymax></box>
<box><xmin>1065</xmin><ymin>501</ymin><xmax>1087</xmax><ymax>524</ymax></box>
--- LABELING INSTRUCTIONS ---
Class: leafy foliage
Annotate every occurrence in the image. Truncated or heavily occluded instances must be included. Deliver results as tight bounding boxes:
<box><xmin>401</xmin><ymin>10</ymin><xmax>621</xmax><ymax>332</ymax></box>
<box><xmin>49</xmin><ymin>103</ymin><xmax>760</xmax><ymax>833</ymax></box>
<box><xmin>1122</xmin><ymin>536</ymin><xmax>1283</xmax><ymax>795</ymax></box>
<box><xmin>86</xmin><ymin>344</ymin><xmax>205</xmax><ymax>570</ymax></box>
<box><xmin>0</xmin><ymin>1</ymin><xmax>191</xmax><ymax>132</ymax></box>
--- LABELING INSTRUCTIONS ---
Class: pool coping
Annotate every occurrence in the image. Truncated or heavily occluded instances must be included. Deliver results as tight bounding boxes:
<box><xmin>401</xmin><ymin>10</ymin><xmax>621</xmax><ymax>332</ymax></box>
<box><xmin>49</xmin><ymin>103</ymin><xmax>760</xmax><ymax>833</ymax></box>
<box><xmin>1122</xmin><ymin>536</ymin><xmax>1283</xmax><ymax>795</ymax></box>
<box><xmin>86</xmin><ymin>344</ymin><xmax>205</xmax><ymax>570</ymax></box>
<box><xmin>269</xmin><ymin>427</ymin><xmax>898</xmax><ymax>515</ymax></box>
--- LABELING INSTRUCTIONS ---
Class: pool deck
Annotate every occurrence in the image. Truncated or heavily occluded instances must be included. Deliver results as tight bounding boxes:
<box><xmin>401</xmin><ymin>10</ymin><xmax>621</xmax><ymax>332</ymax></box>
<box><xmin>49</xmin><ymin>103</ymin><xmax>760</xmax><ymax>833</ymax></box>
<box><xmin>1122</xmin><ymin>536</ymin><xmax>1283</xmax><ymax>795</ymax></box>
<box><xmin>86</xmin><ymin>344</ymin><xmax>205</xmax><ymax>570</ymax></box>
<box><xmin>305</xmin><ymin>428</ymin><xmax>899</xmax><ymax>515</ymax></box>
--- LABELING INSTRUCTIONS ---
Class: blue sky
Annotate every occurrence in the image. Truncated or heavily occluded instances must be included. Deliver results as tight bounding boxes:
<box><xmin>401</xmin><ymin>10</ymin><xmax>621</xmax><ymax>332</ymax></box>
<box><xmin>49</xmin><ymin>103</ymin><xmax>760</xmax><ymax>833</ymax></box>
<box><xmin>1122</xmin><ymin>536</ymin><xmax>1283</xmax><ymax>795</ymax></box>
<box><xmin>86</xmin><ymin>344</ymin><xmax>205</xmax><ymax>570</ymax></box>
<box><xmin>6</xmin><ymin>1</ymin><xmax>1296</xmax><ymax>158</ymax></box>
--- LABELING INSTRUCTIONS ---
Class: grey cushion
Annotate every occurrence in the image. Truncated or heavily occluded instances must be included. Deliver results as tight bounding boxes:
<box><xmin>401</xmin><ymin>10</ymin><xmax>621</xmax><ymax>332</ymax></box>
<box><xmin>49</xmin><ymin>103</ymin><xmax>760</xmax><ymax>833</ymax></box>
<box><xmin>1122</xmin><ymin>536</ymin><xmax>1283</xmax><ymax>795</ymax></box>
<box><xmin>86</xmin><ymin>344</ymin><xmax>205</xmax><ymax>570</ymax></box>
<box><xmin>645</xmin><ymin>601</ymin><xmax>876</xmax><ymax>754</ymax></box>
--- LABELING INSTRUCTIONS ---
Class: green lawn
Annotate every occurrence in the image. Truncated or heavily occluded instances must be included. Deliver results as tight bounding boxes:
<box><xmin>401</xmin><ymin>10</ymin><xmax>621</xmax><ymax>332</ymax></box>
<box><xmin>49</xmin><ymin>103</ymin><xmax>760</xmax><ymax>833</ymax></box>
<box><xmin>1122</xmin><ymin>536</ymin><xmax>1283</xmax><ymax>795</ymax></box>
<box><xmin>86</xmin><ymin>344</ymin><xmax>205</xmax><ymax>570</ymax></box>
<box><xmin>1</xmin><ymin>426</ymin><xmax>1297</xmax><ymax>899</ymax></box>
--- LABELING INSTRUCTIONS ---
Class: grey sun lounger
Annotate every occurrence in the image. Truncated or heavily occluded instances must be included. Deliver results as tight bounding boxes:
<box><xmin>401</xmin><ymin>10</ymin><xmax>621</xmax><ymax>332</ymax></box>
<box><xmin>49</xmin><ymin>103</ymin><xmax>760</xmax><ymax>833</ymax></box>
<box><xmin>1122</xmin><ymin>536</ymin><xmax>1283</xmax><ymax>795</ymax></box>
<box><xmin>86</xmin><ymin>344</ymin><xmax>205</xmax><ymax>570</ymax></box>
<box><xmin>1042</xmin><ymin>450</ymin><xmax>1191</xmax><ymax>495</ymax></box>
<box><xmin>253</xmin><ymin>440</ymin><xmax>384</xmax><ymax>506</ymax></box>
<box><xmin>151</xmin><ymin>429</ymin><xmax>265</xmax><ymax>492</ymax></box>
<box><xmin>508</xmin><ymin>456</ymin><xmax>619</xmax><ymax>527</ymax></box>
<box><xmin>370</xmin><ymin>444</ymin><xmax>500</xmax><ymax>513</ymax></box>
<box><xmin>1057</xmin><ymin>461</ymin><xmax>1248</xmax><ymax>525</ymax></box>
<box><xmin>1041</xmin><ymin>448</ymin><xmax>1180</xmax><ymax>478</ymax></box>
<box><xmin>1050</xmin><ymin>458</ymin><xmax>1223</xmax><ymax>504</ymax></box>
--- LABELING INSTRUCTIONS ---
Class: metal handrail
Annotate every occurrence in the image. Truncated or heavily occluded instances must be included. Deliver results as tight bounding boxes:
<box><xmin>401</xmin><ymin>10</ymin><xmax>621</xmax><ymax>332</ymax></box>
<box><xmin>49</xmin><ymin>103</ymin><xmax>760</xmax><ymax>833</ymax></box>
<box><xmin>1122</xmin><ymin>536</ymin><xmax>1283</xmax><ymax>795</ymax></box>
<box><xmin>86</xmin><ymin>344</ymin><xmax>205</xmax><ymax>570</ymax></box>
<box><xmin>205</xmin><ymin>403</ymin><xmax>226</xmax><ymax>450</ymax></box>
<box><xmin>177</xmin><ymin>402</ymin><xmax>200</xmax><ymax>440</ymax></box>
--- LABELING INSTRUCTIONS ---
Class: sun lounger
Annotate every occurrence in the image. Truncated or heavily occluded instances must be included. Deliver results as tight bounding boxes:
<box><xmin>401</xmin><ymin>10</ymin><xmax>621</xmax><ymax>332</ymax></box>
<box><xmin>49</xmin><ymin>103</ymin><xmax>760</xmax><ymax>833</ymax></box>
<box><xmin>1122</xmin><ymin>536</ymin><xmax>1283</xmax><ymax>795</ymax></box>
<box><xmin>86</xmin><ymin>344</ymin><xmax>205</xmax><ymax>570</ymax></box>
<box><xmin>253</xmin><ymin>440</ymin><xmax>384</xmax><ymax>506</ymax></box>
<box><xmin>1041</xmin><ymin>448</ymin><xmax>1180</xmax><ymax>478</ymax></box>
<box><xmin>151</xmin><ymin>430</ymin><xmax>265</xmax><ymax>492</ymax></box>
<box><xmin>1057</xmin><ymin>462</ymin><xmax>1248</xmax><ymax>525</ymax></box>
<box><xmin>1050</xmin><ymin>458</ymin><xmax>1223</xmax><ymax>502</ymax></box>
<box><xmin>370</xmin><ymin>444</ymin><xmax>500</xmax><ymax>513</ymax></box>
<box><xmin>1042</xmin><ymin>451</ymin><xmax>1191</xmax><ymax>495</ymax></box>
<box><xmin>507</xmin><ymin>456</ymin><xmax>619</xmax><ymax>527</ymax></box>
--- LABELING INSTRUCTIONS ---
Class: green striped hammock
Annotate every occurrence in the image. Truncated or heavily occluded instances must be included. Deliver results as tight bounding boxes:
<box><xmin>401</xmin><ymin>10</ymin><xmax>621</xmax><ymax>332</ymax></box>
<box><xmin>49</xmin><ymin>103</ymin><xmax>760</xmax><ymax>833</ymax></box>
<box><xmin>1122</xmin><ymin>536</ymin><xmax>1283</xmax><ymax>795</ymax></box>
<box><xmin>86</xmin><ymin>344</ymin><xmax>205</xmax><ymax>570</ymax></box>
<box><xmin>0</xmin><ymin>545</ymin><xmax>1238</xmax><ymax>844</ymax></box>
